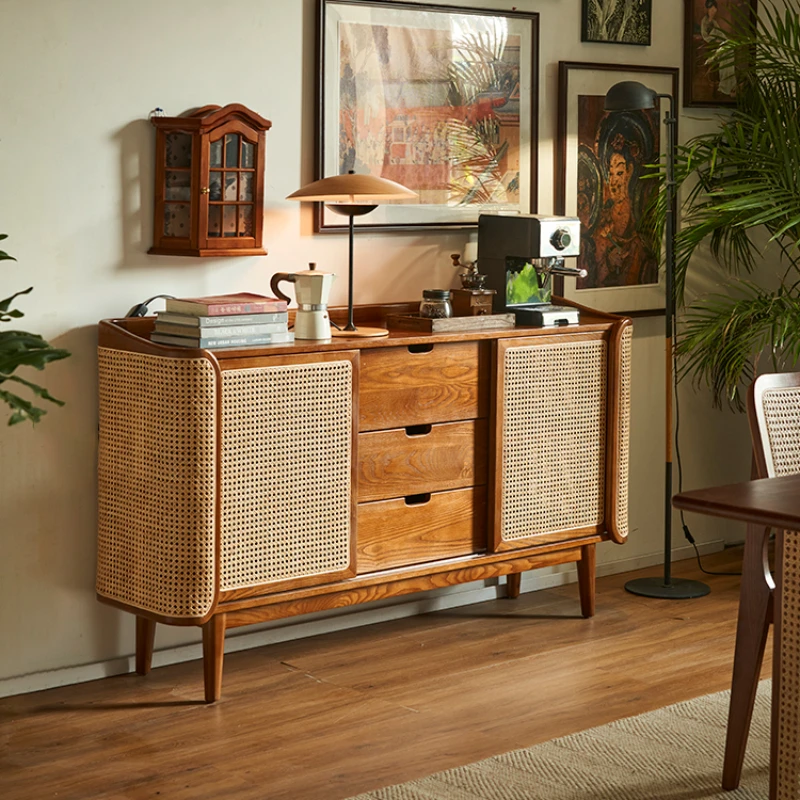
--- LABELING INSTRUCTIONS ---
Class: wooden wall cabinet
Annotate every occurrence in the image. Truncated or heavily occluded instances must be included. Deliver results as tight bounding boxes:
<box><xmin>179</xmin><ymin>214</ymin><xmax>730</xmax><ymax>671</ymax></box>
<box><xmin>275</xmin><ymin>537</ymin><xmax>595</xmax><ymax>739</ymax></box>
<box><xmin>149</xmin><ymin>104</ymin><xmax>271</xmax><ymax>257</ymax></box>
<box><xmin>97</xmin><ymin>303</ymin><xmax>632</xmax><ymax>702</ymax></box>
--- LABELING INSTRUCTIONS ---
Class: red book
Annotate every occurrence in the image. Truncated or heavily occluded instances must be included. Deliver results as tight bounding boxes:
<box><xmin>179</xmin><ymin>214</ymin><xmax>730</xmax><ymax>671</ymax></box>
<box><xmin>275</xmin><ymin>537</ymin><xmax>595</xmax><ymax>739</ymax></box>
<box><xmin>165</xmin><ymin>293</ymin><xmax>288</xmax><ymax>317</ymax></box>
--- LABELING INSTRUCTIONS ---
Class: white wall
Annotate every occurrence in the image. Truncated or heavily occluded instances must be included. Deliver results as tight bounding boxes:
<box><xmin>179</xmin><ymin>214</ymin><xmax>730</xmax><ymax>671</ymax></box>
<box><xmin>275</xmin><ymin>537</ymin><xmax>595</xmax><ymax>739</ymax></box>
<box><xmin>0</xmin><ymin>0</ymin><xmax>753</xmax><ymax>695</ymax></box>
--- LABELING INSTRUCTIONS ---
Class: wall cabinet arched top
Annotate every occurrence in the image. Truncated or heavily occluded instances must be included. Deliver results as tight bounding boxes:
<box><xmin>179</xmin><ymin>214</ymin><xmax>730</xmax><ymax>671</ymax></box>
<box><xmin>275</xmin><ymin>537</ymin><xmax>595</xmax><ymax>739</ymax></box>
<box><xmin>149</xmin><ymin>104</ymin><xmax>272</xmax><ymax>257</ymax></box>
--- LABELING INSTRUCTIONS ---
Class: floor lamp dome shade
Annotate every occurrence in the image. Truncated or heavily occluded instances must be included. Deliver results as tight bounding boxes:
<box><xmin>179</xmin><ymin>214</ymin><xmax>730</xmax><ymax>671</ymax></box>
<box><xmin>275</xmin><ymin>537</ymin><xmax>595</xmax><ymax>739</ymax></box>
<box><xmin>286</xmin><ymin>171</ymin><xmax>417</xmax><ymax>337</ymax></box>
<box><xmin>604</xmin><ymin>80</ymin><xmax>658</xmax><ymax>112</ymax></box>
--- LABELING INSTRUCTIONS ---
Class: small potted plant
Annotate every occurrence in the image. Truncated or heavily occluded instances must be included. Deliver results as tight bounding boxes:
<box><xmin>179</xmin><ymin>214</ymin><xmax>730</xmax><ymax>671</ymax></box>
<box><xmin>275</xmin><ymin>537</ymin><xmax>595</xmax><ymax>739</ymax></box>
<box><xmin>0</xmin><ymin>234</ymin><xmax>70</xmax><ymax>425</ymax></box>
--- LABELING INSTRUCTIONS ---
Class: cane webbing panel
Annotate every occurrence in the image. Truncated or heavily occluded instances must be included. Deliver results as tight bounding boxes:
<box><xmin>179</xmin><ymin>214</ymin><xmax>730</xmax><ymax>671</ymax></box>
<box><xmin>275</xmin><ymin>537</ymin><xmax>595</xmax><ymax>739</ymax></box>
<box><xmin>96</xmin><ymin>348</ymin><xmax>217</xmax><ymax>619</ymax></box>
<box><xmin>220</xmin><ymin>360</ymin><xmax>352</xmax><ymax>589</ymax></box>
<box><xmin>778</xmin><ymin>533</ymin><xmax>800</xmax><ymax>800</ymax></box>
<box><xmin>615</xmin><ymin>326</ymin><xmax>633</xmax><ymax>539</ymax></box>
<box><xmin>501</xmin><ymin>340</ymin><xmax>606</xmax><ymax>541</ymax></box>
<box><xmin>762</xmin><ymin>387</ymin><xmax>800</xmax><ymax>477</ymax></box>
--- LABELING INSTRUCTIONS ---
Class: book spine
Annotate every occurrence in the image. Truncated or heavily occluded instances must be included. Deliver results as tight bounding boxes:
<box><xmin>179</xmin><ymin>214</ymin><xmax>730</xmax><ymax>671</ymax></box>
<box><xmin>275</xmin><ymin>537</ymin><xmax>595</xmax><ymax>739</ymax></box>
<box><xmin>167</xmin><ymin>300</ymin><xmax>287</xmax><ymax>316</ymax></box>
<box><xmin>156</xmin><ymin>322</ymin><xmax>289</xmax><ymax>338</ymax></box>
<box><xmin>152</xmin><ymin>332</ymin><xmax>295</xmax><ymax>348</ymax></box>
<box><xmin>157</xmin><ymin>312</ymin><xmax>288</xmax><ymax>327</ymax></box>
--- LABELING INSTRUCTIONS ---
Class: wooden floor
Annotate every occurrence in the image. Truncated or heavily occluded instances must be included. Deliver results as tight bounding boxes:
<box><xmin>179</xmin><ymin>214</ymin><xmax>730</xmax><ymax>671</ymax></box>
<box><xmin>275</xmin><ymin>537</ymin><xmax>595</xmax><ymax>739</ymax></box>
<box><xmin>0</xmin><ymin>547</ymin><xmax>771</xmax><ymax>800</ymax></box>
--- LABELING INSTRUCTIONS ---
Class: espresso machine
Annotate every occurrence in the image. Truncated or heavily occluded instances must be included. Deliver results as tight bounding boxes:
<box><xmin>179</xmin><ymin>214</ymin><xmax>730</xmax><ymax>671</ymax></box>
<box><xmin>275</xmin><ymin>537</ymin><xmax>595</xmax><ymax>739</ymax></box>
<box><xmin>477</xmin><ymin>213</ymin><xmax>587</xmax><ymax>326</ymax></box>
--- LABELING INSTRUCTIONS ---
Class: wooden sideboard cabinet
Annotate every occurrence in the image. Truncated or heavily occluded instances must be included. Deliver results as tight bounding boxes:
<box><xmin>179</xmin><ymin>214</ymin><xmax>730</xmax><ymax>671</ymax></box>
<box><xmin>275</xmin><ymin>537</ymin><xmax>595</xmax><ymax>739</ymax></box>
<box><xmin>97</xmin><ymin>302</ymin><xmax>632</xmax><ymax>702</ymax></box>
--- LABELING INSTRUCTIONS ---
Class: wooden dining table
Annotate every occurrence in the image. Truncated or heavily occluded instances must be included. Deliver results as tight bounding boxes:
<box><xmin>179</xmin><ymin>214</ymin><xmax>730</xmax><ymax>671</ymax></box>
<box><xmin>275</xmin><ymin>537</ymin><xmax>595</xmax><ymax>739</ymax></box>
<box><xmin>674</xmin><ymin>473</ymin><xmax>800</xmax><ymax>800</ymax></box>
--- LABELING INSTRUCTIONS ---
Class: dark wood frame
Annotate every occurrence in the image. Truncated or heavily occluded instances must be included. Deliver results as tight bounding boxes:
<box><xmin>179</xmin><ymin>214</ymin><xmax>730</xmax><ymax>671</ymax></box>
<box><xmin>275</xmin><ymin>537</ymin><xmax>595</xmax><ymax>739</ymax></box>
<box><xmin>554</xmin><ymin>61</ymin><xmax>679</xmax><ymax>317</ymax></box>
<box><xmin>580</xmin><ymin>0</ymin><xmax>653</xmax><ymax>46</ymax></box>
<box><xmin>314</xmin><ymin>0</ymin><xmax>539</xmax><ymax>232</ymax></box>
<box><xmin>683</xmin><ymin>0</ymin><xmax>757</xmax><ymax>108</ymax></box>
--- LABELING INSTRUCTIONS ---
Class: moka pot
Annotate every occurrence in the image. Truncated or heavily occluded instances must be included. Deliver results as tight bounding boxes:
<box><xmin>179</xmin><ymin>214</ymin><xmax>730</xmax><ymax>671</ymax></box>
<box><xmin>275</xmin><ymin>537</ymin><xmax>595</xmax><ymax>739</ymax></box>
<box><xmin>270</xmin><ymin>262</ymin><xmax>335</xmax><ymax>339</ymax></box>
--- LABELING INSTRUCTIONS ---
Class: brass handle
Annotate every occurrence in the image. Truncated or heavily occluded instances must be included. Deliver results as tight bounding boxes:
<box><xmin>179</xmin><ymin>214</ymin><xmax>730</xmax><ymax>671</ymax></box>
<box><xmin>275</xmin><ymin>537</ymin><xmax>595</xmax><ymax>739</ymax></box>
<box><xmin>200</xmin><ymin>187</ymin><xmax>210</xmax><ymax>194</ymax></box>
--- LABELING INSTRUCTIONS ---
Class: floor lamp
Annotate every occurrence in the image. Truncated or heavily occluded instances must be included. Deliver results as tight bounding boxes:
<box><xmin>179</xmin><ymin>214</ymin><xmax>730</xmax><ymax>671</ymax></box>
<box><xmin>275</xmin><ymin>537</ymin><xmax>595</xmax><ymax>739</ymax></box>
<box><xmin>287</xmin><ymin>171</ymin><xmax>417</xmax><ymax>338</ymax></box>
<box><xmin>604</xmin><ymin>81</ymin><xmax>710</xmax><ymax>600</ymax></box>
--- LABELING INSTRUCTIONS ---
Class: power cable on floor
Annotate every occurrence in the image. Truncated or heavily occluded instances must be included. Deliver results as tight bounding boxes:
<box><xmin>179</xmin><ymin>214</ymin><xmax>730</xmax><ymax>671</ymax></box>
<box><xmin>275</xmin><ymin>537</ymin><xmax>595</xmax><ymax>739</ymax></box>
<box><xmin>672</xmin><ymin>323</ymin><xmax>741</xmax><ymax>577</ymax></box>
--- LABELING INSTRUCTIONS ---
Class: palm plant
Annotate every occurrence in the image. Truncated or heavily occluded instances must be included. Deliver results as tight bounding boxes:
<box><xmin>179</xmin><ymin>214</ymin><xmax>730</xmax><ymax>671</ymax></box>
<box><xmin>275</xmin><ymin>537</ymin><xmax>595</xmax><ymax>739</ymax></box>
<box><xmin>0</xmin><ymin>235</ymin><xmax>70</xmax><ymax>425</ymax></box>
<box><xmin>665</xmin><ymin>1</ymin><xmax>800</xmax><ymax>409</ymax></box>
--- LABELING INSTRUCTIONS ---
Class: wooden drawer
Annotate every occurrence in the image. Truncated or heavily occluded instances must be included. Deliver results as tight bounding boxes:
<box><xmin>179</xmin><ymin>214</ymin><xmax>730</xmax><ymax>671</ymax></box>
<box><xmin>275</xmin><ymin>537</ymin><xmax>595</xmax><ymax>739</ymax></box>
<box><xmin>358</xmin><ymin>419</ymin><xmax>488</xmax><ymax>502</ymax></box>
<box><xmin>359</xmin><ymin>341</ymin><xmax>489</xmax><ymax>431</ymax></box>
<box><xmin>357</xmin><ymin>486</ymin><xmax>487</xmax><ymax>572</ymax></box>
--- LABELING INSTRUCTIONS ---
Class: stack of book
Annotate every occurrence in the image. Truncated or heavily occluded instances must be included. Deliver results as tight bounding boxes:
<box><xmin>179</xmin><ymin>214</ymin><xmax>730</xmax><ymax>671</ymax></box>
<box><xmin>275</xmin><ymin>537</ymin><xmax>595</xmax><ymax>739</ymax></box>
<box><xmin>150</xmin><ymin>293</ymin><xmax>293</xmax><ymax>348</ymax></box>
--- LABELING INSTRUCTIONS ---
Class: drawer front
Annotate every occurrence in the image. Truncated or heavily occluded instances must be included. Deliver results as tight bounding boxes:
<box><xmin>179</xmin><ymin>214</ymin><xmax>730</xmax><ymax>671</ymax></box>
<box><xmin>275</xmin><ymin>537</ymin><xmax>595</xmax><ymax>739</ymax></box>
<box><xmin>359</xmin><ymin>341</ymin><xmax>489</xmax><ymax>431</ymax></box>
<box><xmin>357</xmin><ymin>487</ymin><xmax>487</xmax><ymax>572</ymax></box>
<box><xmin>358</xmin><ymin>419</ymin><xmax>488</xmax><ymax>502</ymax></box>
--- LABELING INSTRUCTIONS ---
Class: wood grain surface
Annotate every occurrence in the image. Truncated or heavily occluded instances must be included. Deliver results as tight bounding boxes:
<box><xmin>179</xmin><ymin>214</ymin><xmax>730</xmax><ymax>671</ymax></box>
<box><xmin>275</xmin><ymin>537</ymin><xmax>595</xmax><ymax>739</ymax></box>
<box><xmin>358</xmin><ymin>341</ymin><xmax>490</xmax><ymax>431</ymax></box>
<box><xmin>357</xmin><ymin>419</ymin><xmax>488</xmax><ymax>502</ymax></box>
<box><xmin>0</xmin><ymin>547</ymin><xmax>760</xmax><ymax>800</ymax></box>
<box><xmin>357</xmin><ymin>487</ymin><xmax>488</xmax><ymax>572</ymax></box>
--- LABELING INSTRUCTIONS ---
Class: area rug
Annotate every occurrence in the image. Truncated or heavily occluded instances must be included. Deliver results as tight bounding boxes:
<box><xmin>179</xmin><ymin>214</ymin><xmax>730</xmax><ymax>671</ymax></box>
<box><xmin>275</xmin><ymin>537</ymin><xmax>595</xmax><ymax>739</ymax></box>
<box><xmin>347</xmin><ymin>681</ymin><xmax>771</xmax><ymax>799</ymax></box>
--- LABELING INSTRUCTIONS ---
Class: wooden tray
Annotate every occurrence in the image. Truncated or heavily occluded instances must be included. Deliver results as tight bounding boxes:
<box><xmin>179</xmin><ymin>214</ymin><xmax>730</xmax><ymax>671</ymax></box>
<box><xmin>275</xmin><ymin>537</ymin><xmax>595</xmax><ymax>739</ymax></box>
<box><xmin>386</xmin><ymin>312</ymin><xmax>516</xmax><ymax>333</ymax></box>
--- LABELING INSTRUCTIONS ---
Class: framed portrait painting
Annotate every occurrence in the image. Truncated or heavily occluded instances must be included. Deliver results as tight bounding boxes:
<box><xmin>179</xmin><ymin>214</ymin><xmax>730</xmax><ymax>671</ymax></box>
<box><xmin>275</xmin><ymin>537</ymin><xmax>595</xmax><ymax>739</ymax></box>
<box><xmin>581</xmin><ymin>0</ymin><xmax>652</xmax><ymax>46</ymax></box>
<box><xmin>316</xmin><ymin>0</ymin><xmax>539</xmax><ymax>231</ymax></box>
<box><xmin>683</xmin><ymin>0</ymin><xmax>757</xmax><ymax>107</ymax></box>
<box><xmin>555</xmin><ymin>61</ymin><xmax>679</xmax><ymax>316</ymax></box>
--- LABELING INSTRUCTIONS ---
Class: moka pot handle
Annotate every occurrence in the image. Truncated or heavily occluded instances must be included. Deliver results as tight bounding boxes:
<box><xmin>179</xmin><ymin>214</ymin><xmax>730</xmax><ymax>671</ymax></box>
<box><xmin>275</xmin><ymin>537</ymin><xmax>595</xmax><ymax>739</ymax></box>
<box><xmin>270</xmin><ymin>272</ymin><xmax>297</xmax><ymax>303</ymax></box>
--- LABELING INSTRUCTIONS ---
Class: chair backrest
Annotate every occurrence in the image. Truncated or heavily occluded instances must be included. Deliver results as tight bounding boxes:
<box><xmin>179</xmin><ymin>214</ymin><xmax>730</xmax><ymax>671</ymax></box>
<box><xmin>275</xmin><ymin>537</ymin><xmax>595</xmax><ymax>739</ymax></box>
<box><xmin>748</xmin><ymin>372</ymin><xmax>800</xmax><ymax>479</ymax></box>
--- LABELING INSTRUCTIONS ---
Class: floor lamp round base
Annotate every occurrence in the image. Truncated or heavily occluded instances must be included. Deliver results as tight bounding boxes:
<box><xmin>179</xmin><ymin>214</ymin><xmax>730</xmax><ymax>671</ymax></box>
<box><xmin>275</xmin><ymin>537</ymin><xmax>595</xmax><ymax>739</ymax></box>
<box><xmin>624</xmin><ymin>576</ymin><xmax>711</xmax><ymax>599</ymax></box>
<box><xmin>331</xmin><ymin>326</ymin><xmax>389</xmax><ymax>338</ymax></box>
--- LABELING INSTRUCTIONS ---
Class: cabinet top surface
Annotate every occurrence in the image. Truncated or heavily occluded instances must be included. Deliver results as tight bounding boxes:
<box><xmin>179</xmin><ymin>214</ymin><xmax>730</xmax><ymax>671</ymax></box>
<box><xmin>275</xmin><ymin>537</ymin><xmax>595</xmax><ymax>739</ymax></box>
<box><xmin>99</xmin><ymin>301</ymin><xmax>630</xmax><ymax>359</ymax></box>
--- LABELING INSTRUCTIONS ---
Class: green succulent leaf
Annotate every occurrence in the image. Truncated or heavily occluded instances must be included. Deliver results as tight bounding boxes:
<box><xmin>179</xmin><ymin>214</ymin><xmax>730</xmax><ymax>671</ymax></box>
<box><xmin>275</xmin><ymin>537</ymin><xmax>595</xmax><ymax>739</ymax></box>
<box><xmin>0</xmin><ymin>235</ymin><xmax>70</xmax><ymax>424</ymax></box>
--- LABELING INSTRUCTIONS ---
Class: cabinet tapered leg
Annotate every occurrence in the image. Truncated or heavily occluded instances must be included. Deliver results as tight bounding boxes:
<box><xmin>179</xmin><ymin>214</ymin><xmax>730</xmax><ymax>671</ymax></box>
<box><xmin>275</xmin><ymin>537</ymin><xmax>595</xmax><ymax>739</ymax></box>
<box><xmin>135</xmin><ymin>616</ymin><xmax>156</xmax><ymax>675</ymax></box>
<box><xmin>202</xmin><ymin>614</ymin><xmax>226</xmax><ymax>704</ymax></box>
<box><xmin>577</xmin><ymin>544</ymin><xmax>596</xmax><ymax>618</ymax></box>
<box><xmin>506</xmin><ymin>572</ymin><xmax>521</xmax><ymax>599</ymax></box>
<box><xmin>722</xmin><ymin>524</ymin><xmax>773</xmax><ymax>791</ymax></box>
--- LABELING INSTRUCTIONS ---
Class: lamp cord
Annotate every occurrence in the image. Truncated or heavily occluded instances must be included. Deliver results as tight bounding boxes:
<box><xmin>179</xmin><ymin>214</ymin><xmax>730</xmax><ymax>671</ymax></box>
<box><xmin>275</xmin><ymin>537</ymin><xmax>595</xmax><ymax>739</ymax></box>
<box><xmin>672</xmin><ymin>317</ymin><xmax>741</xmax><ymax>577</ymax></box>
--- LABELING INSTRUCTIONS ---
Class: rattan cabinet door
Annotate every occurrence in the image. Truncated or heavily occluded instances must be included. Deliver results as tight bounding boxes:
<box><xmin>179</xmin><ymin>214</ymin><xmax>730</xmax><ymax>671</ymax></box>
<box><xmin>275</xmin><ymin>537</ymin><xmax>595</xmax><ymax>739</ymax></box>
<box><xmin>492</xmin><ymin>333</ymin><xmax>608</xmax><ymax>551</ymax></box>
<box><xmin>219</xmin><ymin>352</ymin><xmax>358</xmax><ymax>592</ymax></box>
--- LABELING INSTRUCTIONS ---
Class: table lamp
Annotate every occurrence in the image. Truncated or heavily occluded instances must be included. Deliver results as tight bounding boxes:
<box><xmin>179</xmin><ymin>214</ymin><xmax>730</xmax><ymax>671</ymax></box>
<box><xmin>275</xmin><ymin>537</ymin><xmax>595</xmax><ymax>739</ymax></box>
<box><xmin>604</xmin><ymin>80</ymin><xmax>710</xmax><ymax>600</ymax></box>
<box><xmin>287</xmin><ymin>171</ymin><xmax>417</xmax><ymax>338</ymax></box>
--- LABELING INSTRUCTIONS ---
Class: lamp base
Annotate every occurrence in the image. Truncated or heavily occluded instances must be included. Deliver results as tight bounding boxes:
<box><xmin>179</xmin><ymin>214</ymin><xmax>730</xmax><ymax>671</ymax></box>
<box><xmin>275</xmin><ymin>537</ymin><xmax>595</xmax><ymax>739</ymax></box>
<box><xmin>331</xmin><ymin>326</ymin><xmax>389</xmax><ymax>339</ymax></box>
<box><xmin>624</xmin><ymin>576</ymin><xmax>710</xmax><ymax>599</ymax></box>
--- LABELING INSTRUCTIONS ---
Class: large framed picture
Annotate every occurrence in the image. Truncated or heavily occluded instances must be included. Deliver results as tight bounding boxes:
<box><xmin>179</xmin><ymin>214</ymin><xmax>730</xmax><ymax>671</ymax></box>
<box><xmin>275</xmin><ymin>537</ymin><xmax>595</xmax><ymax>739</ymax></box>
<box><xmin>683</xmin><ymin>0</ymin><xmax>757</xmax><ymax>107</ymax></box>
<box><xmin>581</xmin><ymin>0</ymin><xmax>652</xmax><ymax>46</ymax></box>
<box><xmin>316</xmin><ymin>0</ymin><xmax>539</xmax><ymax>231</ymax></box>
<box><xmin>555</xmin><ymin>61</ymin><xmax>679</xmax><ymax>316</ymax></box>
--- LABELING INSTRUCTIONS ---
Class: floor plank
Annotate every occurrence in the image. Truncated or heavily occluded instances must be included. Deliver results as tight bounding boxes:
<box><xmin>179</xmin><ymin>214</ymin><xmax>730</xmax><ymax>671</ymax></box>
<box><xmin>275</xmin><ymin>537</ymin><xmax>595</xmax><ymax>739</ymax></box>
<box><xmin>0</xmin><ymin>547</ymin><xmax>769</xmax><ymax>800</ymax></box>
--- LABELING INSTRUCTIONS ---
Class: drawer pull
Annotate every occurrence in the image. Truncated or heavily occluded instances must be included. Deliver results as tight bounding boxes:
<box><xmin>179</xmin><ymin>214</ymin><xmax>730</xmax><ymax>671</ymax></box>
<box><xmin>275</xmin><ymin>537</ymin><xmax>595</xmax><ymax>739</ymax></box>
<box><xmin>404</xmin><ymin>493</ymin><xmax>431</xmax><ymax>506</ymax></box>
<box><xmin>405</xmin><ymin>424</ymin><xmax>432</xmax><ymax>437</ymax></box>
<box><xmin>408</xmin><ymin>343</ymin><xmax>434</xmax><ymax>354</ymax></box>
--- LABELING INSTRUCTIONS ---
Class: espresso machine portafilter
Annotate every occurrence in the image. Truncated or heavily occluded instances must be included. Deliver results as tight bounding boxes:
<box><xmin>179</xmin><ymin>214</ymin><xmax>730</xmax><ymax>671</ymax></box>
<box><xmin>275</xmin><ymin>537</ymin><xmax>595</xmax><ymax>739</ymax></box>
<box><xmin>477</xmin><ymin>214</ymin><xmax>587</xmax><ymax>326</ymax></box>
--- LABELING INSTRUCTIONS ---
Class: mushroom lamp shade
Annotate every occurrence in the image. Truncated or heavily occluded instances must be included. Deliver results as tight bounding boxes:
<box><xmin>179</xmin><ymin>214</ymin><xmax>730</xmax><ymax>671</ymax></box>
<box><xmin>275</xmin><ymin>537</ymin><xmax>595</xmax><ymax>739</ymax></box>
<box><xmin>603</xmin><ymin>80</ymin><xmax>658</xmax><ymax>112</ymax></box>
<box><xmin>287</xmin><ymin>171</ymin><xmax>417</xmax><ymax>338</ymax></box>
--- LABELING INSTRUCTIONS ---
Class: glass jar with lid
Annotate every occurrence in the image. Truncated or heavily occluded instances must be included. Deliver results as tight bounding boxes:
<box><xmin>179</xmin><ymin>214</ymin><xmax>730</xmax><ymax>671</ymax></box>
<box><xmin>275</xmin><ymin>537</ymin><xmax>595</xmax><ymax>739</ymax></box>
<box><xmin>419</xmin><ymin>289</ymin><xmax>453</xmax><ymax>319</ymax></box>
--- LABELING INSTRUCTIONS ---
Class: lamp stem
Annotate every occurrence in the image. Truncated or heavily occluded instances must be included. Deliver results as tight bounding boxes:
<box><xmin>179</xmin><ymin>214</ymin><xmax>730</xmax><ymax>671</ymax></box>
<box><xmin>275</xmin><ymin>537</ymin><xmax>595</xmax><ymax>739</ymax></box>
<box><xmin>345</xmin><ymin>212</ymin><xmax>356</xmax><ymax>332</ymax></box>
<box><xmin>664</xmin><ymin>93</ymin><xmax>676</xmax><ymax>587</ymax></box>
<box><xmin>623</xmin><ymin>91</ymin><xmax>709</xmax><ymax>600</ymax></box>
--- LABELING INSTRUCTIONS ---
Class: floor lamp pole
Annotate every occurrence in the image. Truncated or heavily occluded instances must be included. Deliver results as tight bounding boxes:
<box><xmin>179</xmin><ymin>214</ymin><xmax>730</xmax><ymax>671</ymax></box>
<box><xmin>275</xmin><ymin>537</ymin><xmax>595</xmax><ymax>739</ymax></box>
<box><xmin>625</xmin><ymin>93</ymin><xmax>710</xmax><ymax>600</ymax></box>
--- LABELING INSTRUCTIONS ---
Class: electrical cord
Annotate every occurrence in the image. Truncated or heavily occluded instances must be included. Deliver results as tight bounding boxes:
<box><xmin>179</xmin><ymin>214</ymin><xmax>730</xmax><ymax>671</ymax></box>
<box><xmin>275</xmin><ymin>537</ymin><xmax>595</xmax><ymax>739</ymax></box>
<box><xmin>126</xmin><ymin>294</ymin><xmax>175</xmax><ymax>318</ymax></box>
<box><xmin>672</xmin><ymin>315</ymin><xmax>741</xmax><ymax>577</ymax></box>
